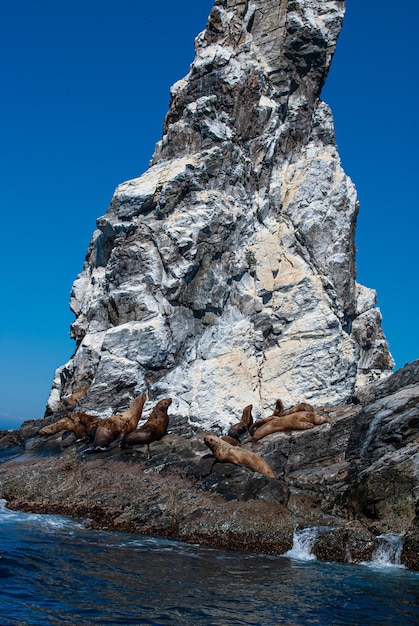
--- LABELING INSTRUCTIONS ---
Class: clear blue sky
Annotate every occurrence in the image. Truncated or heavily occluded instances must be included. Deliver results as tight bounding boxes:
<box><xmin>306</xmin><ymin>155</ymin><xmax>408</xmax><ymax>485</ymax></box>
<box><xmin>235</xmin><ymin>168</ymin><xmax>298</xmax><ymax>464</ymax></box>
<box><xmin>1</xmin><ymin>1</ymin><xmax>418</xmax><ymax>429</ymax></box>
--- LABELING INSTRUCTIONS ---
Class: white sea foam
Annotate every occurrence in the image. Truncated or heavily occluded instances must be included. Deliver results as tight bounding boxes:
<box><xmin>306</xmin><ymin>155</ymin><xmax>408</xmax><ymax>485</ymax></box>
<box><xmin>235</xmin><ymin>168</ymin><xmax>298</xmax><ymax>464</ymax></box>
<box><xmin>0</xmin><ymin>499</ymin><xmax>83</xmax><ymax>531</ymax></box>
<box><xmin>283</xmin><ymin>525</ymin><xmax>339</xmax><ymax>562</ymax></box>
<box><xmin>283</xmin><ymin>526</ymin><xmax>319</xmax><ymax>561</ymax></box>
<box><xmin>364</xmin><ymin>533</ymin><xmax>406</xmax><ymax>570</ymax></box>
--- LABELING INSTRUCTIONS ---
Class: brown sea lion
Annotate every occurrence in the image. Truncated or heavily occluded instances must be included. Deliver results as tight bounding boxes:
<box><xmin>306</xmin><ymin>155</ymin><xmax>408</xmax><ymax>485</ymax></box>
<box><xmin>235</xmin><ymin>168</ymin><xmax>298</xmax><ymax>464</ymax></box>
<box><xmin>249</xmin><ymin>414</ymin><xmax>277</xmax><ymax>435</ymax></box>
<box><xmin>282</xmin><ymin>402</ymin><xmax>315</xmax><ymax>415</ymax></box>
<box><xmin>39</xmin><ymin>412</ymin><xmax>99</xmax><ymax>444</ymax></box>
<box><xmin>71</xmin><ymin>412</ymin><xmax>101</xmax><ymax>441</ymax></box>
<box><xmin>204</xmin><ymin>434</ymin><xmax>275</xmax><ymax>479</ymax></box>
<box><xmin>249</xmin><ymin>400</ymin><xmax>317</xmax><ymax>435</ymax></box>
<box><xmin>248</xmin><ymin>399</ymin><xmax>283</xmax><ymax>434</ymax></box>
<box><xmin>39</xmin><ymin>415</ymin><xmax>76</xmax><ymax>436</ymax></box>
<box><xmin>303</xmin><ymin>411</ymin><xmax>328</xmax><ymax>425</ymax></box>
<box><xmin>89</xmin><ymin>393</ymin><xmax>147</xmax><ymax>451</ymax></box>
<box><xmin>227</xmin><ymin>404</ymin><xmax>254</xmax><ymax>441</ymax></box>
<box><xmin>252</xmin><ymin>410</ymin><xmax>327</xmax><ymax>441</ymax></box>
<box><xmin>268</xmin><ymin>398</ymin><xmax>314</xmax><ymax>418</ymax></box>
<box><xmin>120</xmin><ymin>397</ymin><xmax>172</xmax><ymax>457</ymax></box>
<box><xmin>221</xmin><ymin>435</ymin><xmax>241</xmax><ymax>446</ymax></box>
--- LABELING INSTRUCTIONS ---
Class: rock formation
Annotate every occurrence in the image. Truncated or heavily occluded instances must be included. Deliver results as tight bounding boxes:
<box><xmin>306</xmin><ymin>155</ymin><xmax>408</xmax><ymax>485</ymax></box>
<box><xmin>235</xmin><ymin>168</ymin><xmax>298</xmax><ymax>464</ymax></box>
<box><xmin>1</xmin><ymin>359</ymin><xmax>418</xmax><ymax>569</ymax></box>
<box><xmin>46</xmin><ymin>0</ymin><xmax>393</xmax><ymax>430</ymax></box>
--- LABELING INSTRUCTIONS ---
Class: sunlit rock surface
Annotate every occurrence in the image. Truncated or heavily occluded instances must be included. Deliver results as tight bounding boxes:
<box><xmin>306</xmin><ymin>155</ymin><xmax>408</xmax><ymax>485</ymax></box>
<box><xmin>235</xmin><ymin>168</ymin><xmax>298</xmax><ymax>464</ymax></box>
<box><xmin>47</xmin><ymin>0</ymin><xmax>393</xmax><ymax>429</ymax></box>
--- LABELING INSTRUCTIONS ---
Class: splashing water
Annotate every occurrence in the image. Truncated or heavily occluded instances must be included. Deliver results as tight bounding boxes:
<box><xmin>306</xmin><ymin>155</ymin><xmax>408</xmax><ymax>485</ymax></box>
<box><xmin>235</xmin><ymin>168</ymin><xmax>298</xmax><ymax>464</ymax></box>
<box><xmin>283</xmin><ymin>526</ymin><xmax>319</xmax><ymax>561</ymax></box>
<box><xmin>369</xmin><ymin>533</ymin><xmax>405</xmax><ymax>569</ymax></box>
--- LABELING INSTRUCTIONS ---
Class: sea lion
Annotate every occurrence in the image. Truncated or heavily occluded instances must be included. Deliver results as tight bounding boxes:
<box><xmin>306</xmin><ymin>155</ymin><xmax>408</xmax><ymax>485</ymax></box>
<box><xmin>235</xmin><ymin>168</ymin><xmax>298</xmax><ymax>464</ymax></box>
<box><xmin>302</xmin><ymin>411</ymin><xmax>328</xmax><ymax>425</ymax></box>
<box><xmin>89</xmin><ymin>393</ymin><xmax>147</xmax><ymax>451</ymax></box>
<box><xmin>221</xmin><ymin>435</ymin><xmax>241</xmax><ymax>446</ymax></box>
<box><xmin>251</xmin><ymin>410</ymin><xmax>327</xmax><ymax>441</ymax></box>
<box><xmin>39</xmin><ymin>411</ymin><xmax>100</xmax><ymax>443</ymax></box>
<box><xmin>282</xmin><ymin>402</ymin><xmax>315</xmax><ymax>415</ymax></box>
<box><xmin>204</xmin><ymin>434</ymin><xmax>275</xmax><ymax>479</ymax></box>
<box><xmin>226</xmin><ymin>404</ymin><xmax>254</xmax><ymax>441</ymax></box>
<box><xmin>249</xmin><ymin>400</ymin><xmax>317</xmax><ymax>435</ymax></box>
<box><xmin>70</xmin><ymin>412</ymin><xmax>101</xmax><ymax>441</ymax></box>
<box><xmin>120</xmin><ymin>397</ymin><xmax>172</xmax><ymax>457</ymax></box>
<box><xmin>247</xmin><ymin>399</ymin><xmax>285</xmax><ymax>434</ymax></box>
<box><xmin>268</xmin><ymin>398</ymin><xmax>314</xmax><ymax>418</ymax></box>
<box><xmin>39</xmin><ymin>415</ymin><xmax>76</xmax><ymax>437</ymax></box>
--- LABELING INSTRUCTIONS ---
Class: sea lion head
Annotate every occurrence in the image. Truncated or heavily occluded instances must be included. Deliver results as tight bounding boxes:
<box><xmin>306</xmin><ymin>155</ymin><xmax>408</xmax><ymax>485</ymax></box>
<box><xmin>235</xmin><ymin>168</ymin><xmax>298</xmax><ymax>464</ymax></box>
<box><xmin>157</xmin><ymin>397</ymin><xmax>172</xmax><ymax>410</ymax></box>
<box><xmin>241</xmin><ymin>404</ymin><xmax>253</xmax><ymax>426</ymax></box>
<box><xmin>132</xmin><ymin>393</ymin><xmax>147</xmax><ymax>405</ymax></box>
<box><xmin>273</xmin><ymin>399</ymin><xmax>284</xmax><ymax>416</ymax></box>
<box><xmin>204</xmin><ymin>434</ymin><xmax>221</xmax><ymax>454</ymax></box>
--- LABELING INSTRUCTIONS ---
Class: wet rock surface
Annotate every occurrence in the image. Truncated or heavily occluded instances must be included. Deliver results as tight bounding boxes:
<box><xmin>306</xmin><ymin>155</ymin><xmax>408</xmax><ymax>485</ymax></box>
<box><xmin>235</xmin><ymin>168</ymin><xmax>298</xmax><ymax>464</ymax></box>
<box><xmin>1</xmin><ymin>361</ymin><xmax>418</xmax><ymax>569</ymax></box>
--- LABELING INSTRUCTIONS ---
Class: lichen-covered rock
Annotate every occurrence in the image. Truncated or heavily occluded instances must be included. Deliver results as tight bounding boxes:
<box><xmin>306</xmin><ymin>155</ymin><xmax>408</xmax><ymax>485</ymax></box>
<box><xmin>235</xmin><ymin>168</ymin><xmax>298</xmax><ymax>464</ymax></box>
<box><xmin>46</xmin><ymin>0</ymin><xmax>393</xmax><ymax>431</ymax></box>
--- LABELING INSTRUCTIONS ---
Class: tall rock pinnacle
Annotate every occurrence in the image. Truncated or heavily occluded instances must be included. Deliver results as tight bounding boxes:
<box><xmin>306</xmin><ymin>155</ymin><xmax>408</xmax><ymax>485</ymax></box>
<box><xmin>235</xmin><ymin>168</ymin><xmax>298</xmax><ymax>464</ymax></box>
<box><xmin>48</xmin><ymin>0</ymin><xmax>394</xmax><ymax>427</ymax></box>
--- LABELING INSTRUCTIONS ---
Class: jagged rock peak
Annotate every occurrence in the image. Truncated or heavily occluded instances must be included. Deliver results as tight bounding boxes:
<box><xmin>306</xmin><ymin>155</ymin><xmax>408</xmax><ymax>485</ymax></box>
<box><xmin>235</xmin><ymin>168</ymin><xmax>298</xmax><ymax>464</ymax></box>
<box><xmin>154</xmin><ymin>0</ymin><xmax>345</xmax><ymax>165</ymax></box>
<box><xmin>47</xmin><ymin>0</ymin><xmax>394</xmax><ymax>431</ymax></box>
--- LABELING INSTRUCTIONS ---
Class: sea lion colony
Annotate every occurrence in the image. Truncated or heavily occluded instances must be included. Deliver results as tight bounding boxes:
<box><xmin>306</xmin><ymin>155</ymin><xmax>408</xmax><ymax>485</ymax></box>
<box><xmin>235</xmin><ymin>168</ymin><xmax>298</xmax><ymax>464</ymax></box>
<box><xmin>39</xmin><ymin>396</ymin><xmax>328</xmax><ymax>477</ymax></box>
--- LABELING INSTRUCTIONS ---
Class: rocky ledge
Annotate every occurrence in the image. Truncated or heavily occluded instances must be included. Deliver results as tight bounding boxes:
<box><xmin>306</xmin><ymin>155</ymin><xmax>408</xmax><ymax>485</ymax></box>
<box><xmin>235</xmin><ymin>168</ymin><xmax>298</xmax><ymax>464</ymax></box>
<box><xmin>1</xmin><ymin>360</ymin><xmax>418</xmax><ymax>570</ymax></box>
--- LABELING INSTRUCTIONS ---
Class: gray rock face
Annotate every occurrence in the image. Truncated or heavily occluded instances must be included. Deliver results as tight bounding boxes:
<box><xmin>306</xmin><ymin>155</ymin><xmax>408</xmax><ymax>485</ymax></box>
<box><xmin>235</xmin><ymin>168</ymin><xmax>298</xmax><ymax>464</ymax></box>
<box><xmin>47</xmin><ymin>0</ymin><xmax>393</xmax><ymax>428</ymax></box>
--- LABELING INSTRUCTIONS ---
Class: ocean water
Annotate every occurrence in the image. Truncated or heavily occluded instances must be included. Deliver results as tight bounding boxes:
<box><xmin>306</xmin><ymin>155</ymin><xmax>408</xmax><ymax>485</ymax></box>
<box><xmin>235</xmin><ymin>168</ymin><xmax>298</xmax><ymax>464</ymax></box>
<box><xmin>0</xmin><ymin>501</ymin><xmax>418</xmax><ymax>625</ymax></box>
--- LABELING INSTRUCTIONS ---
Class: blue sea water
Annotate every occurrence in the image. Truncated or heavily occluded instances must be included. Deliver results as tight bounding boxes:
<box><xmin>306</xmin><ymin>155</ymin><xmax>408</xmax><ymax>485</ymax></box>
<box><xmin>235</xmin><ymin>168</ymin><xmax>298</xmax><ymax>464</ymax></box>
<box><xmin>0</xmin><ymin>500</ymin><xmax>418</xmax><ymax>625</ymax></box>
